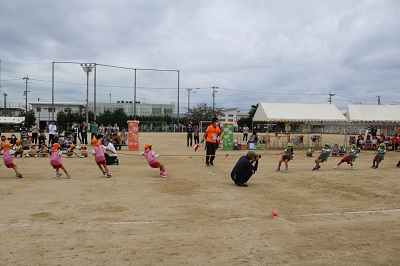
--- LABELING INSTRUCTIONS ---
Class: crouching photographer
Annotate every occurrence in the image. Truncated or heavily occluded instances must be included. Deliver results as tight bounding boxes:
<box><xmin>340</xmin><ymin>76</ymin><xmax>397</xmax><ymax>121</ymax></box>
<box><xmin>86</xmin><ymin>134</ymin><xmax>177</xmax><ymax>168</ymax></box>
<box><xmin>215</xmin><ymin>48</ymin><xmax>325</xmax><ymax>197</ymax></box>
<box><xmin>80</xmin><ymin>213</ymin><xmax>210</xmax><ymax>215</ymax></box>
<box><xmin>231</xmin><ymin>151</ymin><xmax>260</xmax><ymax>187</ymax></box>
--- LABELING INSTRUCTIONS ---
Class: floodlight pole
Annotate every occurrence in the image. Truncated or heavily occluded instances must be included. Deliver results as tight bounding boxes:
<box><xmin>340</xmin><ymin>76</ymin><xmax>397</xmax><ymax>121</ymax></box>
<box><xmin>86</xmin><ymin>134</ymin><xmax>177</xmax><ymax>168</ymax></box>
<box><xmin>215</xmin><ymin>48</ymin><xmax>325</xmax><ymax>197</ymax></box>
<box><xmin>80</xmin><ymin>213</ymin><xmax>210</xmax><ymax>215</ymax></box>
<box><xmin>186</xmin><ymin>88</ymin><xmax>192</xmax><ymax>110</ymax></box>
<box><xmin>81</xmin><ymin>64</ymin><xmax>95</xmax><ymax>125</ymax></box>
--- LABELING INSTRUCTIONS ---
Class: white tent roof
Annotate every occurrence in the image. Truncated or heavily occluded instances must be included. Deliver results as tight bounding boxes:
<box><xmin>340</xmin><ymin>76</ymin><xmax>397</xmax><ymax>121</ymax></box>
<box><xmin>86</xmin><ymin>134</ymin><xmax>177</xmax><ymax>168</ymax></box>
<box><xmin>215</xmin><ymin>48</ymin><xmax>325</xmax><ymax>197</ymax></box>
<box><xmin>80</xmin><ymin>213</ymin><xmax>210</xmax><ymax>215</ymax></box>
<box><xmin>253</xmin><ymin>103</ymin><xmax>346</xmax><ymax>122</ymax></box>
<box><xmin>0</xmin><ymin>117</ymin><xmax>25</xmax><ymax>124</ymax></box>
<box><xmin>346</xmin><ymin>105</ymin><xmax>400</xmax><ymax>123</ymax></box>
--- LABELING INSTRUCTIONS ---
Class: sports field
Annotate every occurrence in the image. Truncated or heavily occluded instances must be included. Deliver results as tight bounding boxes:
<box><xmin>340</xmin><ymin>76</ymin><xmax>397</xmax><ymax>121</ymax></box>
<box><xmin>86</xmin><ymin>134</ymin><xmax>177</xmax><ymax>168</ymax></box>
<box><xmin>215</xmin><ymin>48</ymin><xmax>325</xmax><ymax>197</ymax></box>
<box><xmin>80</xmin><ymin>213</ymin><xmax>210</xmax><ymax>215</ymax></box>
<box><xmin>1</xmin><ymin>132</ymin><xmax>399</xmax><ymax>265</ymax></box>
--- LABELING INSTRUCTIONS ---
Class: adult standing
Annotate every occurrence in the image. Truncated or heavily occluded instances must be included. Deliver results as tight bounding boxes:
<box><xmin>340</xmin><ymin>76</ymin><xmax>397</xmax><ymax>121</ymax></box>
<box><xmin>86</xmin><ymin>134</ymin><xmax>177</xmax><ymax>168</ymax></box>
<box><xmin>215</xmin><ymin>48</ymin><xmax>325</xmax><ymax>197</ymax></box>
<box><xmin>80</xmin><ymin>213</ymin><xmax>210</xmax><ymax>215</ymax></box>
<box><xmin>103</xmin><ymin>137</ymin><xmax>119</xmax><ymax>165</ymax></box>
<box><xmin>231</xmin><ymin>151</ymin><xmax>259</xmax><ymax>187</ymax></box>
<box><xmin>193</xmin><ymin>124</ymin><xmax>200</xmax><ymax>145</ymax></box>
<box><xmin>80</xmin><ymin>122</ymin><xmax>88</xmax><ymax>145</ymax></box>
<box><xmin>31</xmin><ymin>123</ymin><xmax>39</xmax><ymax>145</ymax></box>
<box><xmin>186</xmin><ymin>120</ymin><xmax>193</xmax><ymax>147</ymax></box>
<box><xmin>90</xmin><ymin>120</ymin><xmax>98</xmax><ymax>140</ymax></box>
<box><xmin>48</xmin><ymin>121</ymin><xmax>57</xmax><ymax>145</ymax></box>
<box><xmin>71</xmin><ymin>122</ymin><xmax>81</xmax><ymax>144</ymax></box>
<box><xmin>242</xmin><ymin>124</ymin><xmax>249</xmax><ymax>142</ymax></box>
<box><xmin>371</xmin><ymin>126</ymin><xmax>377</xmax><ymax>137</ymax></box>
<box><xmin>201</xmin><ymin>117</ymin><xmax>221</xmax><ymax>167</ymax></box>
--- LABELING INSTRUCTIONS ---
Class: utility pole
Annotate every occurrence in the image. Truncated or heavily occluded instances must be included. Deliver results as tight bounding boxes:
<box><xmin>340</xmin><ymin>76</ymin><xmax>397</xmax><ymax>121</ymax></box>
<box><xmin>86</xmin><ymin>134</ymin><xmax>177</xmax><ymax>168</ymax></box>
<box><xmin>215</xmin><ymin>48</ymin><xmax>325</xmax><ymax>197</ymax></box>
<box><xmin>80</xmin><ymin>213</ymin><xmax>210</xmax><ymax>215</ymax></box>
<box><xmin>3</xmin><ymin>93</ymin><xmax>7</xmax><ymax>116</ymax></box>
<box><xmin>212</xmin><ymin>86</ymin><xmax>218</xmax><ymax>110</ymax></box>
<box><xmin>377</xmin><ymin>95</ymin><xmax>381</xmax><ymax>105</ymax></box>
<box><xmin>328</xmin><ymin>93</ymin><xmax>336</xmax><ymax>104</ymax></box>
<box><xmin>186</xmin><ymin>88</ymin><xmax>192</xmax><ymax>110</ymax></box>
<box><xmin>109</xmin><ymin>93</ymin><xmax>111</xmax><ymax>103</ymax></box>
<box><xmin>23</xmin><ymin>76</ymin><xmax>30</xmax><ymax>112</ymax></box>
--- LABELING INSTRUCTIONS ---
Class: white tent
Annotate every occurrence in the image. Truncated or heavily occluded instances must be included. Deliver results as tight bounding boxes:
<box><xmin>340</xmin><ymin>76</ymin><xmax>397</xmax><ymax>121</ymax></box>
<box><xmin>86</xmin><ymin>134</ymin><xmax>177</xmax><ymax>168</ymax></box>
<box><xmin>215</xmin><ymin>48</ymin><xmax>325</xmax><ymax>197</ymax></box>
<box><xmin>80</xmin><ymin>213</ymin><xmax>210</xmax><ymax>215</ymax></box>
<box><xmin>0</xmin><ymin>117</ymin><xmax>25</xmax><ymax>124</ymax></box>
<box><xmin>253</xmin><ymin>103</ymin><xmax>346</xmax><ymax>122</ymax></box>
<box><xmin>346</xmin><ymin>105</ymin><xmax>400</xmax><ymax>123</ymax></box>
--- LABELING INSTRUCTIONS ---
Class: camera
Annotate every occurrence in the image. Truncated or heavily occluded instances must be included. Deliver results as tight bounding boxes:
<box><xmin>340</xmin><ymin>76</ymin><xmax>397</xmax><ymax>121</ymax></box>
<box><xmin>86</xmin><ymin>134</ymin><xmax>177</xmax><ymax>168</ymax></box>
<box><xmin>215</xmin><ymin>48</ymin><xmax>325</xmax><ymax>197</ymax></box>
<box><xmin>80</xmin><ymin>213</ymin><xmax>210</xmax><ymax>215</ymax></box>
<box><xmin>258</xmin><ymin>155</ymin><xmax>262</xmax><ymax>158</ymax></box>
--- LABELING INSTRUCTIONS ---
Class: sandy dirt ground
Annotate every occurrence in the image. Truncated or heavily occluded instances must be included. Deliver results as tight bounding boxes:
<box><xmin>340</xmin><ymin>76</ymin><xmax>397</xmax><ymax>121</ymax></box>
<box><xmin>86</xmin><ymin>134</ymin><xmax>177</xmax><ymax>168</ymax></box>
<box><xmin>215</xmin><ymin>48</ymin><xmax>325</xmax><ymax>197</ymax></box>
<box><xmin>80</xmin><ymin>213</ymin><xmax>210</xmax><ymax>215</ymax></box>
<box><xmin>1</xmin><ymin>132</ymin><xmax>400</xmax><ymax>265</ymax></box>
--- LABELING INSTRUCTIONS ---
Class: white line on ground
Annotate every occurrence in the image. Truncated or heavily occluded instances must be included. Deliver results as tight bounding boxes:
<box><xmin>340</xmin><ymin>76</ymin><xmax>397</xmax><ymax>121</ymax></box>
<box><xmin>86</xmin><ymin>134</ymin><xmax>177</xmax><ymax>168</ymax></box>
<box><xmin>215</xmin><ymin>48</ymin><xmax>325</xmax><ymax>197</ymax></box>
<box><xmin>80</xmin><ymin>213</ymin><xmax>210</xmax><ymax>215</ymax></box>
<box><xmin>0</xmin><ymin>221</ymin><xmax>157</xmax><ymax>227</ymax></box>
<box><xmin>295</xmin><ymin>208</ymin><xmax>400</xmax><ymax>217</ymax></box>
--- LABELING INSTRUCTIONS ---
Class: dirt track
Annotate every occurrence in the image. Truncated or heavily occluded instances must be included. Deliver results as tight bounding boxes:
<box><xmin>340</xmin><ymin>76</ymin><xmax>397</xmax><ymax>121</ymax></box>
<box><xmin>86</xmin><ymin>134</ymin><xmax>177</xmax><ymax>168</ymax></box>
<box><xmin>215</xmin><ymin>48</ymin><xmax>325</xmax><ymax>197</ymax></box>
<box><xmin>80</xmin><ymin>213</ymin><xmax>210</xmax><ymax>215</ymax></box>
<box><xmin>1</xmin><ymin>132</ymin><xmax>400</xmax><ymax>265</ymax></box>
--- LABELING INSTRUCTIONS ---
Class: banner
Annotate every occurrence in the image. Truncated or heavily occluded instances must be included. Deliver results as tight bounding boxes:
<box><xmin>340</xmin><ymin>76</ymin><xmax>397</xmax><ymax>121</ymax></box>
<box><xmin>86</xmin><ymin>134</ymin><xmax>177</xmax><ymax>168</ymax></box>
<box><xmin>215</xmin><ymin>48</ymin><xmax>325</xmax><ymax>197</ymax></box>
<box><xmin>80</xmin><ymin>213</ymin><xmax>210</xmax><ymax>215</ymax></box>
<box><xmin>222</xmin><ymin>122</ymin><xmax>234</xmax><ymax>151</ymax></box>
<box><xmin>127</xmin><ymin>120</ymin><xmax>139</xmax><ymax>151</ymax></box>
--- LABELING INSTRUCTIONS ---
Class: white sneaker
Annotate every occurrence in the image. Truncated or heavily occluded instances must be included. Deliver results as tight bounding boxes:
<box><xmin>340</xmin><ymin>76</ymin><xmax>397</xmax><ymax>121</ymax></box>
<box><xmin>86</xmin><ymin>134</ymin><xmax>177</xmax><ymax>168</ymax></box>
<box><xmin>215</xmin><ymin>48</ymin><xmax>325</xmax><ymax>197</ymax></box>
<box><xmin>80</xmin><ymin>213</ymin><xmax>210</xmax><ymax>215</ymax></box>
<box><xmin>56</xmin><ymin>173</ymin><xmax>62</xmax><ymax>177</ymax></box>
<box><xmin>66</xmin><ymin>175</ymin><xmax>71</xmax><ymax>179</ymax></box>
<box><xmin>334</xmin><ymin>165</ymin><xmax>338</xmax><ymax>170</ymax></box>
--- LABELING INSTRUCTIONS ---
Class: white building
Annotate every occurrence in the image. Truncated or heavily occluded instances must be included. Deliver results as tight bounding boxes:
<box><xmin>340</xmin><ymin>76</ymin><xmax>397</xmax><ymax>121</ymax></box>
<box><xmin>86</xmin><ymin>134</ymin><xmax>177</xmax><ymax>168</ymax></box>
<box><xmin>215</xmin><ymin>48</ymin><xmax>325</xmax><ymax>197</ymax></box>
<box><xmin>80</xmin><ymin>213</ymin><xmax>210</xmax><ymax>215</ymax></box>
<box><xmin>90</xmin><ymin>101</ymin><xmax>175</xmax><ymax>117</ymax></box>
<box><xmin>219</xmin><ymin>108</ymin><xmax>249</xmax><ymax>131</ymax></box>
<box><xmin>30</xmin><ymin>101</ymin><xmax>176</xmax><ymax>128</ymax></box>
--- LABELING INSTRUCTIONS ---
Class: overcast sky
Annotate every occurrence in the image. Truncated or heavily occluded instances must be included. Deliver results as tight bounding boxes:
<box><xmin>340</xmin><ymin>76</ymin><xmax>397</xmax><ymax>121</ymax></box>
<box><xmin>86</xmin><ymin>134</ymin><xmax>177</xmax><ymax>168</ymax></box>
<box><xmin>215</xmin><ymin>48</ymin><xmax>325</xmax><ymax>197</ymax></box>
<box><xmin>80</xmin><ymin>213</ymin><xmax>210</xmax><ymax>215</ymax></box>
<box><xmin>1</xmin><ymin>0</ymin><xmax>399</xmax><ymax>113</ymax></box>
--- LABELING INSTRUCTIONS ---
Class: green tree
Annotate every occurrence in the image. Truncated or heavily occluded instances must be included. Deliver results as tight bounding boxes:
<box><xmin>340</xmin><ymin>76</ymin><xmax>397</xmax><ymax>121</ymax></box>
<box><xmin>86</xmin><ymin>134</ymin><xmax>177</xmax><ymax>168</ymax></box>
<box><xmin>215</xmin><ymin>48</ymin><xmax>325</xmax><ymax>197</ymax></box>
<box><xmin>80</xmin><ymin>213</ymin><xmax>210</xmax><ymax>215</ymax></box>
<box><xmin>185</xmin><ymin>103</ymin><xmax>222</xmax><ymax>124</ymax></box>
<box><xmin>248</xmin><ymin>104</ymin><xmax>259</xmax><ymax>119</ymax></box>
<box><xmin>19</xmin><ymin>110</ymin><xmax>36</xmax><ymax>127</ymax></box>
<box><xmin>236</xmin><ymin>104</ymin><xmax>259</xmax><ymax>129</ymax></box>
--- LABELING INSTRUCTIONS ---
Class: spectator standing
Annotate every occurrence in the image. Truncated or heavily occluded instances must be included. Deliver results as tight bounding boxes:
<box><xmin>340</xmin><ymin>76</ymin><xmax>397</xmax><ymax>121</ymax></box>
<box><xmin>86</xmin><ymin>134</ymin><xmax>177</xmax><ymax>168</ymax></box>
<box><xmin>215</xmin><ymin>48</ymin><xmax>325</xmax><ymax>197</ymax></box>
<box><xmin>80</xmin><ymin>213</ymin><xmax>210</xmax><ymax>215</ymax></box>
<box><xmin>242</xmin><ymin>124</ymin><xmax>249</xmax><ymax>142</ymax></box>
<box><xmin>81</xmin><ymin>122</ymin><xmax>88</xmax><ymax>144</ymax></box>
<box><xmin>371</xmin><ymin>126</ymin><xmax>377</xmax><ymax>137</ymax></box>
<box><xmin>90</xmin><ymin>120</ymin><xmax>98</xmax><ymax>140</ymax></box>
<box><xmin>71</xmin><ymin>122</ymin><xmax>81</xmax><ymax>144</ymax></box>
<box><xmin>186</xmin><ymin>120</ymin><xmax>193</xmax><ymax>147</ymax></box>
<box><xmin>48</xmin><ymin>121</ymin><xmax>57</xmax><ymax>145</ymax></box>
<box><xmin>193</xmin><ymin>125</ymin><xmax>200</xmax><ymax>145</ymax></box>
<box><xmin>31</xmin><ymin>123</ymin><xmax>39</xmax><ymax>145</ymax></box>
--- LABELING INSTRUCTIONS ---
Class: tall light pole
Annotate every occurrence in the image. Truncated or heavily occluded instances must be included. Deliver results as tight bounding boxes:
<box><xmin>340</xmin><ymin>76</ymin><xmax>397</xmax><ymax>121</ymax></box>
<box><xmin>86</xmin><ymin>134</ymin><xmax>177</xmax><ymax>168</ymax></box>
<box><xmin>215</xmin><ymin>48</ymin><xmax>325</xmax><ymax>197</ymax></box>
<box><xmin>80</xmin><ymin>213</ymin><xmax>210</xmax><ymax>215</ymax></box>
<box><xmin>186</xmin><ymin>88</ymin><xmax>192</xmax><ymax>111</ymax></box>
<box><xmin>23</xmin><ymin>76</ymin><xmax>30</xmax><ymax>112</ymax></box>
<box><xmin>80</xmin><ymin>64</ymin><xmax>95</xmax><ymax>125</ymax></box>
<box><xmin>212</xmin><ymin>86</ymin><xmax>218</xmax><ymax>110</ymax></box>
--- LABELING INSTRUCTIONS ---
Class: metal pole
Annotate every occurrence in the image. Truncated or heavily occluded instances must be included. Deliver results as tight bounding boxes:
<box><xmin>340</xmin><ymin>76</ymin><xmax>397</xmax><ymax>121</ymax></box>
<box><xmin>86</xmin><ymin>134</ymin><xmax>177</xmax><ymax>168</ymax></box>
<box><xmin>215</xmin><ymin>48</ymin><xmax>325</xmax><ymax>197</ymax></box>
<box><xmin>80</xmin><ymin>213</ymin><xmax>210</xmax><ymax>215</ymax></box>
<box><xmin>94</xmin><ymin>64</ymin><xmax>97</xmax><ymax>120</ymax></box>
<box><xmin>23</xmin><ymin>76</ymin><xmax>29</xmax><ymax>112</ymax></box>
<box><xmin>52</xmin><ymin>62</ymin><xmax>54</xmax><ymax>122</ymax></box>
<box><xmin>212</xmin><ymin>86</ymin><xmax>218</xmax><ymax>110</ymax></box>
<box><xmin>134</xmin><ymin>68</ymin><xmax>137</xmax><ymax>119</ymax></box>
<box><xmin>86</xmin><ymin>71</ymin><xmax>89</xmax><ymax>125</ymax></box>
<box><xmin>80</xmin><ymin>64</ymin><xmax>94</xmax><ymax>126</ymax></box>
<box><xmin>177</xmin><ymin>70</ymin><xmax>180</xmax><ymax>125</ymax></box>
<box><xmin>186</xmin><ymin>88</ymin><xmax>192</xmax><ymax>110</ymax></box>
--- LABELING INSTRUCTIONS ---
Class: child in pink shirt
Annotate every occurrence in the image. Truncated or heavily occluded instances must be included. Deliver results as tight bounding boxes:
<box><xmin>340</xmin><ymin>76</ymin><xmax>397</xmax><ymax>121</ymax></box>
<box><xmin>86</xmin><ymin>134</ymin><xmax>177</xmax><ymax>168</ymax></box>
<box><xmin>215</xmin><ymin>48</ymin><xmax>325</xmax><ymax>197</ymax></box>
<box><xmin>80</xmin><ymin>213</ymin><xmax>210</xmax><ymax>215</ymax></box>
<box><xmin>140</xmin><ymin>143</ymin><xmax>169</xmax><ymax>178</ymax></box>
<box><xmin>2</xmin><ymin>142</ymin><xmax>23</xmax><ymax>178</ymax></box>
<box><xmin>91</xmin><ymin>138</ymin><xmax>111</xmax><ymax>178</ymax></box>
<box><xmin>50</xmin><ymin>143</ymin><xmax>71</xmax><ymax>179</ymax></box>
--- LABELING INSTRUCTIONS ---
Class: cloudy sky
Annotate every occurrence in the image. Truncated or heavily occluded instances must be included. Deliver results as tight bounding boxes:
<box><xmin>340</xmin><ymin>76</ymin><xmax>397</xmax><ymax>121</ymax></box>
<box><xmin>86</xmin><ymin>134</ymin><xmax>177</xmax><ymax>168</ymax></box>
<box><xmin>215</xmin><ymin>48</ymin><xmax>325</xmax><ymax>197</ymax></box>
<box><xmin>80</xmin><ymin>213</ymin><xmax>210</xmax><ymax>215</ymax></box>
<box><xmin>1</xmin><ymin>0</ymin><xmax>399</xmax><ymax>113</ymax></box>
